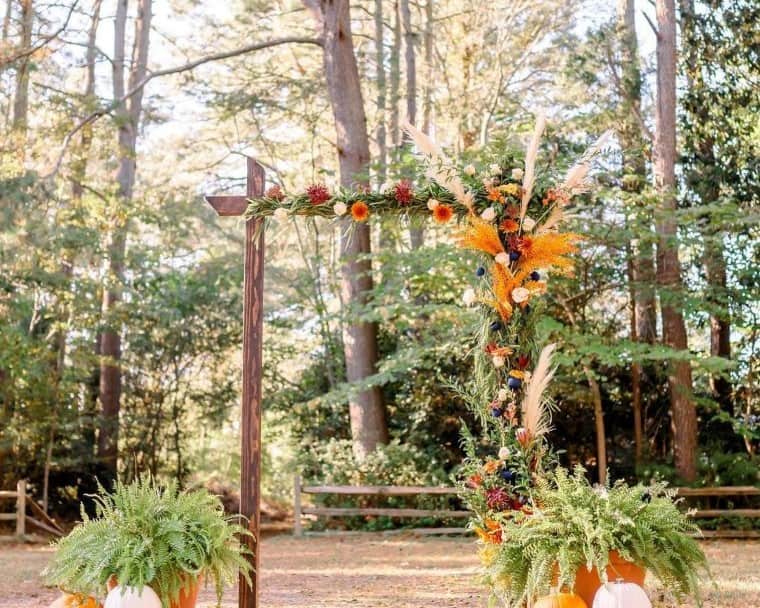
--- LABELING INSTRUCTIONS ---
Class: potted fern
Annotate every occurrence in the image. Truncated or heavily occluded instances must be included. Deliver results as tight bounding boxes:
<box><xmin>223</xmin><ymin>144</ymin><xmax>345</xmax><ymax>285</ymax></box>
<box><xmin>462</xmin><ymin>463</ymin><xmax>709</xmax><ymax>607</ymax></box>
<box><xmin>44</xmin><ymin>477</ymin><xmax>252</xmax><ymax>608</ymax></box>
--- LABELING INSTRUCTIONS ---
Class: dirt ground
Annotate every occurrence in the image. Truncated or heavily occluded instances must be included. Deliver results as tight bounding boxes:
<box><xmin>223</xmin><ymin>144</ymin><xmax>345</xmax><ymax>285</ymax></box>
<box><xmin>1</xmin><ymin>535</ymin><xmax>758</xmax><ymax>607</ymax></box>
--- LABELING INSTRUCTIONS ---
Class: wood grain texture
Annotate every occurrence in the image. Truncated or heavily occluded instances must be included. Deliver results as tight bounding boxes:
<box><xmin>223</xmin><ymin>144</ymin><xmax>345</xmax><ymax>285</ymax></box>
<box><xmin>205</xmin><ymin>195</ymin><xmax>248</xmax><ymax>216</ymax></box>
<box><xmin>239</xmin><ymin>158</ymin><xmax>265</xmax><ymax>608</ymax></box>
<box><xmin>204</xmin><ymin>158</ymin><xmax>264</xmax><ymax>608</ymax></box>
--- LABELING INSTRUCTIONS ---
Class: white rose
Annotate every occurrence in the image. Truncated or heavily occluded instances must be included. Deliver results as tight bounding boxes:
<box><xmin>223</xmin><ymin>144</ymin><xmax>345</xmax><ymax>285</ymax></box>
<box><xmin>522</xmin><ymin>216</ymin><xmax>536</xmax><ymax>231</ymax></box>
<box><xmin>511</xmin><ymin>287</ymin><xmax>530</xmax><ymax>303</ymax></box>
<box><xmin>489</xmin><ymin>163</ymin><xmax>501</xmax><ymax>175</ymax></box>
<box><xmin>512</xmin><ymin>168</ymin><xmax>524</xmax><ymax>181</ymax></box>
<box><xmin>492</xmin><ymin>355</ymin><xmax>506</xmax><ymax>368</ymax></box>
<box><xmin>333</xmin><ymin>202</ymin><xmax>348</xmax><ymax>216</ymax></box>
<box><xmin>462</xmin><ymin>288</ymin><xmax>477</xmax><ymax>306</ymax></box>
<box><xmin>498</xmin><ymin>446</ymin><xmax>511</xmax><ymax>460</ymax></box>
<box><xmin>273</xmin><ymin>207</ymin><xmax>289</xmax><ymax>222</ymax></box>
<box><xmin>495</xmin><ymin>252</ymin><xmax>509</xmax><ymax>266</ymax></box>
<box><xmin>481</xmin><ymin>207</ymin><xmax>497</xmax><ymax>222</ymax></box>
<box><xmin>464</xmin><ymin>164</ymin><xmax>477</xmax><ymax>176</ymax></box>
<box><xmin>427</xmin><ymin>198</ymin><xmax>440</xmax><ymax>210</ymax></box>
<box><xmin>497</xmin><ymin>388</ymin><xmax>509</xmax><ymax>402</ymax></box>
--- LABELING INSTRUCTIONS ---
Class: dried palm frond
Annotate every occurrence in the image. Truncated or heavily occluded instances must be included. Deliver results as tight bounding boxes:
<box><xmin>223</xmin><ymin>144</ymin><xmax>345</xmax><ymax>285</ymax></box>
<box><xmin>536</xmin><ymin>205</ymin><xmax>569</xmax><ymax>234</ymax></box>
<box><xmin>458</xmin><ymin>216</ymin><xmax>505</xmax><ymax>257</ymax></box>
<box><xmin>404</xmin><ymin>121</ymin><xmax>471</xmax><ymax>208</ymax></box>
<box><xmin>514</xmin><ymin>233</ymin><xmax>580</xmax><ymax>279</ymax></box>
<box><xmin>520</xmin><ymin>113</ymin><xmax>546</xmax><ymax>221</ymax></box>
<box><xmin>489</xmin><ymin>262</ymin><xmax>518</xmax><ymax>320</ymax></box>
<box><xmin>522</xmin><ymin>343</ymin><xmax>556</xmax><ymax>438</ymax></box>
<box><xmin>559</xmin><ymin>130</ymin><xmax>614</xmax><ymax>194</ymax></box>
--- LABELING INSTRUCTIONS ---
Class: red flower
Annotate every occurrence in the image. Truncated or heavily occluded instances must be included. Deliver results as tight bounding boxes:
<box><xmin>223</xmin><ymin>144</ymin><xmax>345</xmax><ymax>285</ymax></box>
<box><xmin>394</xmin><ymin>180</ymin><xmax>414</xmax><ymax>206</ymax></box>
<box><xmin>485</xmin><ymin>487</ymin><xmax>511</xmax><ymax>511</ymax></box>
<box><xmin>306</xmin><ymin>183</ymin><xmax>331</xmax><ymax>205</ymax></box>
<box><xmin>516</xmin><ymin>354</ymin><xmax>530</xmax><ymax>369</ymax></box>
<box><xmin>466</xmin><ymin>474</ymin><xmax>483</xmax><ymax>489</ymax></box>
<box><xmin>500</xmin><ymin>218</ymin><xmax>520</xmax><ymax>233</ymax></box>
<box><xmin>265</xmin><ymin>185</ymin><xmax>285</xmax><ymax>201</ymax></box>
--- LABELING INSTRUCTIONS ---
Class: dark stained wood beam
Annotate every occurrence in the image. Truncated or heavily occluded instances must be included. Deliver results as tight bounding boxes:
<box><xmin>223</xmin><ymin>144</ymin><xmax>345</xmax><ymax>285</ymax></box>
<box><xmin>204</xmin><ymin>157</ymin><xmax>265</xmax><ymax>608</ymax></box>
<box><xmin>205</xmin><ymin>194</ymin><xmax>248</xmax><ymax>216</ymax></box>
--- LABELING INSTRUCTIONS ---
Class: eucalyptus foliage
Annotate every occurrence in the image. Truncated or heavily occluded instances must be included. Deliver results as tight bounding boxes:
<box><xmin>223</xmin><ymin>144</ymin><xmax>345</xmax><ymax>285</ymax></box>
<box><xmin>44</xmin><ymin>478</ymin><xmax>252</xmax><ymax>608</ymax></box>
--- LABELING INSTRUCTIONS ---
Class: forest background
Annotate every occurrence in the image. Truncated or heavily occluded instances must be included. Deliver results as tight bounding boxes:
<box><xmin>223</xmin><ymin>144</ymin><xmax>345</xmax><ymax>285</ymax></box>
<box><xmin>0</xmin><ymin>0</ymin><xmax>757</xmax><ymax>523</ymax></box>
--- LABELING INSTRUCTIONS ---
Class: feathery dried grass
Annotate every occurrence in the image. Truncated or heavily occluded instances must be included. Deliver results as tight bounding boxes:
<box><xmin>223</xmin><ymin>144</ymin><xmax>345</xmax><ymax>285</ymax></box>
<box><xmin>520</xmin><ymin>113</ymin><xmax>546</xmax><ymax>221</ymax></box>
<box><xmin>522</xmin><ymin>343</ymin><xmax>556</xmax><ymax>438</ymax></box>
<box><xmin>559</xmin><ymin>130</ymin><xmax>614</xmax><ymax>194</ymax></box>
<box><xmin>404</xmin><ymin>122</ymin><xmax>471</xmax><ymax>208</ymax></box>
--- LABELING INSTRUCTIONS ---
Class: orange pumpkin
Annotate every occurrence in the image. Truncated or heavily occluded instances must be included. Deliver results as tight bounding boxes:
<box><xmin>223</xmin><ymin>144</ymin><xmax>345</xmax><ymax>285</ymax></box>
<box><xmin>534</xmin><ymin>592</ymin><xmax>588</xmax><ymax>608</ymax></box>
<box><xmin>47</xmin><ymin>593</ymin><xmax>101</xmax><ymax>608</ymax></box>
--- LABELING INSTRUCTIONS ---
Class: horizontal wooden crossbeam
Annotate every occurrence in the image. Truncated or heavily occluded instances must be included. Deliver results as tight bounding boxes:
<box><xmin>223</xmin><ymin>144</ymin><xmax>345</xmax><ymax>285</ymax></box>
<box><xmin>205</xmin><ymin>195</ymin><xmax>248</xmax><ymax>216</ymax></box>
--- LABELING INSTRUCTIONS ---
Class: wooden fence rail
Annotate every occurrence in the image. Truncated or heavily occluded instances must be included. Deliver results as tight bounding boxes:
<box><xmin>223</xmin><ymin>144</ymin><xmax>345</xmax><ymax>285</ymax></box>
<box><xmin>0</xmin><ymin>480</ymin><xmax>64</xmax><ymax>540</ymax></box>
<box><xmin>293</xmin><ymin>477</ymin><xmax>760</xmax><ymax>538</ymax></box>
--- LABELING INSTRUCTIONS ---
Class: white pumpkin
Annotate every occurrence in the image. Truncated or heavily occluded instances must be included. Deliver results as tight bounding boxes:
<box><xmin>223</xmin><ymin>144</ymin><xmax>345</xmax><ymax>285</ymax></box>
<box><xmin>103</xmin><ymin>585</ymin><xmax>161</xmax><ymax>608</ymax></box>
<box><xmin>592</xmin><ymin>581</ymin><xmax>652</xmax><ymax>608</ymax></box>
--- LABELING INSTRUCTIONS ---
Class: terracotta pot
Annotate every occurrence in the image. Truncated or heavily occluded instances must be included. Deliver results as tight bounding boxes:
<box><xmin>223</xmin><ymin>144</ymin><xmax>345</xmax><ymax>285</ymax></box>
<box><xmin>573</xmin><ymin>551</ymin><xmax>645</xmax><ymax>607</ymax></box>
<box><xmin>105</xmin><ymin>574</ymin><xmax>202</xmax><ymax>608</ymax></box>
<box><xmin>171</xmin><ymin>575</ymin><xmax>202</xmax><ymax>608</ymax></box>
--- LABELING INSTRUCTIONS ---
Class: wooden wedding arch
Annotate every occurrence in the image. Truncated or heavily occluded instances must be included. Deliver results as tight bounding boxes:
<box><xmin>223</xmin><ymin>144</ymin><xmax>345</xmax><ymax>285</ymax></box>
<box><xmin>204</xmin><ymin>157</ymin><xmax>265</xmax><ymax>608</ymax></box>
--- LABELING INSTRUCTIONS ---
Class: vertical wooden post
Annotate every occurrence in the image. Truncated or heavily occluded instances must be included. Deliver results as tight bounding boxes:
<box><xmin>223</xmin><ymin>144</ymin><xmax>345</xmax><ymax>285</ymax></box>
<box><xmin>16</xmin><ymin>480</ymin><xmax>26</xmax><ymax>539</ymax></box>
<box><xmin>240</xmin><ymin>158</ymin><xmax>265</xmax><ymax>608</ymax></box>
<box><xmin>293</xmin><ymin>475</ymin><xmax>303</xmax><ymax>537</ymax></box>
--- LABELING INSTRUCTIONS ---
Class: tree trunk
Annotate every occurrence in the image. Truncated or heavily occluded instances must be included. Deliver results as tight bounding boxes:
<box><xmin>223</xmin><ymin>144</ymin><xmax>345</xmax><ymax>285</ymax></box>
<box><xmin>422</xmin><ymin>0</ymin><xmax>433</xmax><ymax>134</ymax></box>
<box><xmin>307</xmin><ymin>0</ymin><xmax>389</xmax><ymax>460</ymax></box>
<box><xmin>679</xmin><ymin>0</ymin><xmax>732</xmax><ymax>409</ymax></box>
<box><xmin>616</xmin><ymin>0</ymin><xmax>655</xmax><ymax>465</ymax></box>
<box><xmin>654</xmin><ymin>0</ymin><xmax>697</xmax><ymax>481</ymax></box>
<box><xmin>98</xmin><ymin>0</ymin><xmax>153</xmax><ymax>479</ymax></box>
<box><xmin>374</xmin><ymin>0</ymin><xmax>387</xmax><ymax>187</ymax></box>
<box><xmin>12</xmin><ymin>0</ymin><xmax>32</xmax><ymax>142</ymax></box>
<box><xmin>399</xmin><ymin>0</ymin><xmax>423</xmax><ymax>249</ymax></box>
<box><xmin>584</xmin><ymin>365</ymin><xmax>607</xmax><ymax>484</ymax></box>
<box><xmin>388</xmin><ymin>1</ymin><xmax>401</xmax><ymax>164</ymax></box>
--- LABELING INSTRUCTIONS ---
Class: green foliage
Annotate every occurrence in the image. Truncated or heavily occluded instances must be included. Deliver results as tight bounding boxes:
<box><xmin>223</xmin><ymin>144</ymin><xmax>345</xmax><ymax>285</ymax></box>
<box><xmin>483</xmin><ymin>467</ymin><xmax>708</xmax><ymax>607</ymax></box>
<box><xmin>300</xmin><ymin>439</ymin><xmax>456</xmax><ymax>530</ymax></box>
<box><xmin>44</xmin><ymin>477</ymin><xmax>252</xmax><ymax>607</ymax></box>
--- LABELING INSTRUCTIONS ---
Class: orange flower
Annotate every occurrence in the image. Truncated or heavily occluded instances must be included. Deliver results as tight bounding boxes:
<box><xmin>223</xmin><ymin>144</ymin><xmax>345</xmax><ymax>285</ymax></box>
<box><xmin>483</xmin><ymin>459</ymin><xmax>501</xmax><ymax>474</ymax></box>
<box><xmin>500</xmin><ymin>218</ymin><xmax>519</xmax><ymax>233</ymax></box>
<box><xmin>542</xmin><ymin>188</ymin><xmax>570</xmax><ymax>207</ymax></box>
<box><xmin>432</xmin><ymin>203</ymin><xmax>454</xmax><ymax>224</ymax></box>
<box><xmin>484</xmin><ymin>342</ymin><xmax>514</xmax><ymax>357</ymax></box>
<box><xmin>350</xmin><ymin>200</ymin><xmax>370</xmax><ymax>222</ymax></box>
<box><xmin>475</xmin><ymin>519</ymin><xmax>503</xmax><ymax>544</ymax></box>
<box><xmin>487</xmin><ymin>187</ymin><xmax>505</xmax><ymax>203</ymax></box>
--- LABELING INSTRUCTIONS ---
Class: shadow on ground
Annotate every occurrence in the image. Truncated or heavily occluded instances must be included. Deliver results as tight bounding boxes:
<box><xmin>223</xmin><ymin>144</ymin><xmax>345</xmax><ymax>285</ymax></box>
<box><xmin>1</xmin><ymin>536</ymin><xmax>758</xmax><ymax>607</ymax></box>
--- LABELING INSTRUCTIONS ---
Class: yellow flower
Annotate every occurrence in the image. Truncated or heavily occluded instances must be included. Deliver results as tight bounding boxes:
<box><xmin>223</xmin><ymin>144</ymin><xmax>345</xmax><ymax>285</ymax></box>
<box><xmin>499</xmin><ymin>183</ymin><xmax>521</xmax><ymax>197</ymax></box>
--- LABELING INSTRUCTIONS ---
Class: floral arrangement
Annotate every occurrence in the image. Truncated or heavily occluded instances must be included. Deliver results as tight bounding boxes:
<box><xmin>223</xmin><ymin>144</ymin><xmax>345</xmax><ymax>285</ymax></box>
<box><xmin>246</xmin><ymin>117</ymin><xmax>708</xmax><ymax>607</ymax></box>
